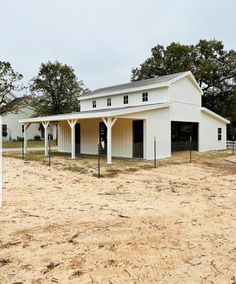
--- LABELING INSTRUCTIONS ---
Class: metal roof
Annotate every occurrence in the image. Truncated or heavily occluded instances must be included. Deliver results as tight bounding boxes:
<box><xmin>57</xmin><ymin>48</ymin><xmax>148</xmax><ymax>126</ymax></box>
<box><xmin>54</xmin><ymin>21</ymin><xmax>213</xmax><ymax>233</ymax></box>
<box><xmin>19</xmin><ymin>103</ymin><xmax>170</xmax><ymax>124</ymax></box>
<box><xmin>201</xmin><ymin>107</ymin><xmax>230</xmax><ymax>124</ymax></box>
<box><xmin>82</xmin><ymin>71</ymin><xmax>189</xmax><ymax>97</ymax></box>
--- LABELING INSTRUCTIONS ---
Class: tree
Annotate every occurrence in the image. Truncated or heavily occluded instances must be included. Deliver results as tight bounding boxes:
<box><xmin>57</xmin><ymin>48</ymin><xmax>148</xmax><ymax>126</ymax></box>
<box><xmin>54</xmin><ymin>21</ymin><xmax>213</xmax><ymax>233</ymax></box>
<box><xmin>0</xmin><ymin>61</ymin><xmax>24</xmax><ymax>115</ymax></box>
<box><xmin>29</xmin><ymin>61</ymin><xmax>87</xmax><ymax>116</ymax></box>
<box><xmin>131</xmin><ymin>40</ymin><xmax>236</xmax><ymax>127</ymax></box>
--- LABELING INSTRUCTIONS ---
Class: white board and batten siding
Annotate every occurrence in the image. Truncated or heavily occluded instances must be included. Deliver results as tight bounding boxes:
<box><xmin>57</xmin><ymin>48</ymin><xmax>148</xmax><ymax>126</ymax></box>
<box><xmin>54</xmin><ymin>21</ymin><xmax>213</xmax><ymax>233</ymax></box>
<box><xmin>169</xmin><ymin>77</ymin><xmax>202</xmax><ymax>122</ymax></box>
<box><xmin>57</xmin><ymin>106</ymin><xmax>170</xmax><ymax>160</ymax></box>
<box><xmin>80</xmin><ymin>87</ymin><xmax>169</xmax><ymax>112</ymax></box>
<box><xmin>58</xmin><ymin>118</ymin><xmax>133</xmax><ymax>158</ymax></box>
<box><xmin>199</xmin><ymin>112</ymin><xmax>227</xmax><ymax>151</ymax></box>
<box><xmin>115</xmin><ymin>107</ymin><xmax>171</xmax><ymax>160</ymax></box>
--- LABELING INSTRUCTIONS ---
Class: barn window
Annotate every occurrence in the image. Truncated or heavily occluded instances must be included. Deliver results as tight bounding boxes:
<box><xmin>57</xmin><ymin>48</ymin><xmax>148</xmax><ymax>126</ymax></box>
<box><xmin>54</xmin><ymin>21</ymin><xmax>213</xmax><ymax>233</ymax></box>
<box><xmin>124</xmin><ymin>95</ymin><xmax>128</xmax><ymax>104</ymax></box>
<box><xmin>142</xmin><ymin>92</ymin><xmax>148</xmax><ymax>102</ymax></box>
<box><xmin>92</xmin><ymin>100</ymin><xmax>96</xmax><ymax>108</ymax></box>
<box><xmin>218</xmin><ymin>128</ymin><xmax>222</xmax><ymax>141</ymax></box>
<box><xmin>2</xmin><ymin>124</ymin><xmax>7</xmax><ymax>137</ymax></box>
<box><xmin>107</xmin><ymin>98</ymin><xmax>111</xmax><ymax>106</ymax></box>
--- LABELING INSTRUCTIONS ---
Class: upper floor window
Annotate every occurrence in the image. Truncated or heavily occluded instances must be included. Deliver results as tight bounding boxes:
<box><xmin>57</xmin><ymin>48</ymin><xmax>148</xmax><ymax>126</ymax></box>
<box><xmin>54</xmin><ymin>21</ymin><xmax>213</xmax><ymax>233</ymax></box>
<box><xmin>218</xmin><ymin>128</ymin><xmax>222</xmax><ymax>141</ymax></box>
<box><xmin>107</xmin><ymin>98</ymin><xmax>111</xmax><ymax>106</ymax></box>
<box><xmin>2</xmin><ymin>124</ymin><xmax>7</xmax><ymax>137</ymax></box>
<box><xmin>142</xmin><ymin>92</ymin><xmax>148</xmax><ymax>102</ymax></box>
<box><xmin>124</xmin><ymin>95</ymin><xmax>128</xmax><ymax>104</ymax></box>
<box><xmin>92</xmin><ymin>100</ymin><xmax>96</xmax><ymax>108</ymax></box>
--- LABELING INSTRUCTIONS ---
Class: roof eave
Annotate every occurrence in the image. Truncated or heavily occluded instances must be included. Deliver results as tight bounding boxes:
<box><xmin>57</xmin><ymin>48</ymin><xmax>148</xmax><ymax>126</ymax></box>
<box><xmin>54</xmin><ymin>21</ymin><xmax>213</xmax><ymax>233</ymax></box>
<box><xmin>19</xmin><ymin>103</ymin><xmax>170</xmax><ymax>124</ymax></box>
<box><xmin>79</xmin><ymin>83</ymin><xmax>169</xmax><ymax>101</ymax></box>
<box><xmin>201</xmin><ymin>107</ymin><xmax>230</xmax><ymax>124</ymax></box>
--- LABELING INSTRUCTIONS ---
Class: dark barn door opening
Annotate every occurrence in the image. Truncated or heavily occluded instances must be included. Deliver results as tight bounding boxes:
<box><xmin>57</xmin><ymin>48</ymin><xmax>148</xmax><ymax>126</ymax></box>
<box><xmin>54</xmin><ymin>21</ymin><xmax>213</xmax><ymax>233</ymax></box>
<box><xmin>133</xmin><ymin>120</ymin><xmax>144</xmax><ymax>158</ymax></box>
<box><xmin>171</xmin><ymin>121</ymin><xmax>198</xmax><ymax>151</ymax></box>
<box><xmin>75</xmin><ymin>123</ymin><xmax>80</xmax><ymax>154</ymax></box>
<box><xmin>99</xmin><ymin>122</ymin><xmax>107</xmax><ymax>154</ymax></box>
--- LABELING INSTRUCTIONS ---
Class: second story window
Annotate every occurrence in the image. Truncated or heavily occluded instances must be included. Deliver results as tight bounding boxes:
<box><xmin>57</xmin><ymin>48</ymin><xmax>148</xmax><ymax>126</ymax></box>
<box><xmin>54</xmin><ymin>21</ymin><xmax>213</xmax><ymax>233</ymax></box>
<box><xmin>92</xmin><ymin>100</ymin><xmax>96</xmax><ymax>108</ymax></box>
<box><xmin>142</xmin><ymin>92</ymin><xmax>148</xmax><ymax>102</ymax></box>
<box><xmin>107</xmin><ymin>98</ymin><xmax>111</xmax><ymax>106</ymax></box>
<box><xmin>124</xmin><ymin>95</ymin><xmax>128</xmax><ymax>104</ymax></box>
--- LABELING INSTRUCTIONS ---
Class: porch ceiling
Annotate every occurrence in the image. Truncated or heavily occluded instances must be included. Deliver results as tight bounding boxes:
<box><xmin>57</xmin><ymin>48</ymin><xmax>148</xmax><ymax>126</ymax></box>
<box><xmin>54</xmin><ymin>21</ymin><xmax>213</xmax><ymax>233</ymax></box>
<box><xmin>19</xmin><ymin>103</ymin><xmax>170</xmax><ymax>124</ymax></box>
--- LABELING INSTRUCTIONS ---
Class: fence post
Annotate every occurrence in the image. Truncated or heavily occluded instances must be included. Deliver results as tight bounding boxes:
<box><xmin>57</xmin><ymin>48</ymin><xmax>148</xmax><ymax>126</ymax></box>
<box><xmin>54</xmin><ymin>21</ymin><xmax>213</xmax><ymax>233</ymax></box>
<box><xmin>22</xmin><ymin>126</ymin><xmax>24</xmax><ymax>160</ymax></box>
<box><xmin>98</xmin><ymin>143</ymin><xmax>101</xmax><ymax>178</ymax></box>
<box><xmin>233</xmin><ymin>136</ymin><xmax>235</xmax><ymax>155</ymax></box>
<box><xmin>190</xmin><ymin>136</ymin><xmax>192</xmax><ymax>163</ymax></box>
<box><xmin>154</xmin><ymin>136</ymin><xmax>157</xmax><ymax>168</ymax></box>
<box><xmin>48</xmin><ymin>134</ymin><xmax>51</xmax><ymax>167</ymax></box>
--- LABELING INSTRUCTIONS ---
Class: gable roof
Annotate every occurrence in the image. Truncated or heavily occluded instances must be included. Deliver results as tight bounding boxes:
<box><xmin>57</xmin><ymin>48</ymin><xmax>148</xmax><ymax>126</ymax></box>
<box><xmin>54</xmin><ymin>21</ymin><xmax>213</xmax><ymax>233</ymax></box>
<box><xmin>1</xmin><ymin>96</ymin><xmax>26</xmax><ymax>114</ymax></box>
<box><xmin>80</xmin><ymin>71</ymin><xmax>202</xmax><ymax>100</ymax></box>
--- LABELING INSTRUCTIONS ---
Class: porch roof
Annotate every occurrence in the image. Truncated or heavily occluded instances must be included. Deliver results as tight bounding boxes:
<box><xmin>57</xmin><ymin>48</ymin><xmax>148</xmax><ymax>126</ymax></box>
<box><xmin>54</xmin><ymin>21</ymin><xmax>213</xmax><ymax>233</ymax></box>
<box><xmin>19</xmin><ymin>102</ymin><xmax>170</xmax><ymax>124</ymax></box>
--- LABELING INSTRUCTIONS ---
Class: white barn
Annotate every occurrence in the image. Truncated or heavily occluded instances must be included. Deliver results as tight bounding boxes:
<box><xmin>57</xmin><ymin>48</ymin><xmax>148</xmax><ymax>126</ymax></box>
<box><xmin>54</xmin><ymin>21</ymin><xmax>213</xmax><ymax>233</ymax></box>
<box><xmin>19</xmin><ymin>71</ymin><xmax>230</xmax><ymax>164</ymax></box>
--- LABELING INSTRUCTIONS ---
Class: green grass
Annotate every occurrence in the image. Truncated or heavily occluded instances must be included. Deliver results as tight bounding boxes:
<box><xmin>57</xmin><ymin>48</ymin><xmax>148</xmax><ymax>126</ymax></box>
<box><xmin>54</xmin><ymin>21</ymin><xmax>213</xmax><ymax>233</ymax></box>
<box><xmin>3</xmin><ymin>140</ymin><xmax>57</xmax><ymax>149</ymax></box>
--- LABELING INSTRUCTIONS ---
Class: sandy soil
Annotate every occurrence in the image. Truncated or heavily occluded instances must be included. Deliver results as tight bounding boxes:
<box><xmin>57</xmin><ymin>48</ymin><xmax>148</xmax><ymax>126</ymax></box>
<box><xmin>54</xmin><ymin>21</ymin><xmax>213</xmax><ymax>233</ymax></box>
<box><xmin>0</xmin><ymin>156</ymin><xmax>236</xmax><ymax>284</ymax></box>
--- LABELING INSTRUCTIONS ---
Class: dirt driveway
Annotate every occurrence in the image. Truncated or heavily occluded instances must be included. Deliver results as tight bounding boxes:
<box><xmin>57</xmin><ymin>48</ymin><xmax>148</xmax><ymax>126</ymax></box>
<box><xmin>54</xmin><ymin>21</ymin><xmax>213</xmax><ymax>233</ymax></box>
<box><xmin>0</xmin><ymin>155</ymin><xmax>236</xmax><ymax>283</ymax></box>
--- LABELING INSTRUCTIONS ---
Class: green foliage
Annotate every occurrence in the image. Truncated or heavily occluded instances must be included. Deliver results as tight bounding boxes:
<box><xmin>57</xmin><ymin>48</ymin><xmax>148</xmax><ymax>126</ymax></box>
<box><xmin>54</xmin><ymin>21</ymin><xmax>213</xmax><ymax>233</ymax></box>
<box><xmin>29</xmin><ymin>61</ymin><xmax>87</xmax><ymax>116</ymax></box>
<box><xmin>0</xmin><ymin>61</ymin><xmax>24</xmax><ymax>115</ymax></box>
<box><xmin>131</xmin><ymin>39</ymin><xmax>236</xmax><ymax>130</ymax></box>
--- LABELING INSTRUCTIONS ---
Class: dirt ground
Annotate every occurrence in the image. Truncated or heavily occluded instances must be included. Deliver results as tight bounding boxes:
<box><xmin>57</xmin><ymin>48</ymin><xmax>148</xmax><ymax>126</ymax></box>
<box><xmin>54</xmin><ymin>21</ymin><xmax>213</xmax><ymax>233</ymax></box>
<box><xmin>0</xmin><ymin>154</ymin><xmax>236</xmax><ymax>284</ymax></box>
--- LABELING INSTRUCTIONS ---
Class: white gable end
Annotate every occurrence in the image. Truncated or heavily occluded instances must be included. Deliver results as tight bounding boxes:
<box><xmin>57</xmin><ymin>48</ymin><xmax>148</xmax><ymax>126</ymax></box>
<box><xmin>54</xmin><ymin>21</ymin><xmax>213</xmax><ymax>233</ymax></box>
<box><xmin>169</xmin><ymin>76</ymin><xmax>202</xmax><ymax>122</ymax></box>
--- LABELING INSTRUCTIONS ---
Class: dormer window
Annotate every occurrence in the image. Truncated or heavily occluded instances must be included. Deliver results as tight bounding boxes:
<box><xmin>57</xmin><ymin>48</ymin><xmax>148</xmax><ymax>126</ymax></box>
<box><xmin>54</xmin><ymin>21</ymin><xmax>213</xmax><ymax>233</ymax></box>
<box><xmin>92</xmin><ymin>100</ymin><xmax>96</xmax><ymax>108</ymax></box>
<box><xmin>142</xmin><ymin>92</ymin><xmax>148</xmax><ymax>102</ymax></box>
<box><xmin>124</xmin><ymin>95</ymin><xmax>128</xmax><ymax>104</ymax></box>
<box><xmin>107</xmin><ymin>98</ymin><xmax>111</xmax><ymax>106</ymax></box>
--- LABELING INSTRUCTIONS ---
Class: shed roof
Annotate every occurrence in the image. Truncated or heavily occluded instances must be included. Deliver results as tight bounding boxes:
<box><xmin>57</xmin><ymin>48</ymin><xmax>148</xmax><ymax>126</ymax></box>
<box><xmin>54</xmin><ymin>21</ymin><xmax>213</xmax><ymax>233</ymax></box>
<box><xmin>201</xmin><ymin>107</ymin><xmax>230</xmax><ymax>124</ymax></box>
<box><xmin>19</xmin><ymin>103</ymin><xmax>170</xmax><ymax>124</ymax></box>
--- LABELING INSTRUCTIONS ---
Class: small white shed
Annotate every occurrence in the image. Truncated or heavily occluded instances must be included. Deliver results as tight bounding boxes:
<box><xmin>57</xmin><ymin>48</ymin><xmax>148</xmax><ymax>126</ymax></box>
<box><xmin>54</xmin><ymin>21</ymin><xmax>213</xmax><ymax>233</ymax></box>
<box><xmin>19</xmin><ymin>71</ymin><xmax>230</xmax><ymax>164</ymax></box>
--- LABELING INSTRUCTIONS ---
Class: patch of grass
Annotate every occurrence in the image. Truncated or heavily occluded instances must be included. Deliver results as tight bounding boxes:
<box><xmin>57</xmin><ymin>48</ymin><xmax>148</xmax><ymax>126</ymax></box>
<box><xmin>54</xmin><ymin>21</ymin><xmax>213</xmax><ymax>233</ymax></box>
<box><xmin>64</xmin><ymin>165</ymin><xmax>87</xmax><ymax>174</ymax></box>
<box><xmin>3</xmin><ymin>151</ymin><xmax>46</xmax><ymax>161</ymax></box>
<box><xmin>126</xmin><ymin>167</ymin><xmax>138</xmax><ymax>172</ymax></box>
<box><xmin>103</xmin><ymin>168</ymin><xmax>121</xmax><ymax>177</ymax></box>
<box><xmin>3</xmin><ymin>140</ymin><xmax>57</xmax><ymax>149</ymax></box>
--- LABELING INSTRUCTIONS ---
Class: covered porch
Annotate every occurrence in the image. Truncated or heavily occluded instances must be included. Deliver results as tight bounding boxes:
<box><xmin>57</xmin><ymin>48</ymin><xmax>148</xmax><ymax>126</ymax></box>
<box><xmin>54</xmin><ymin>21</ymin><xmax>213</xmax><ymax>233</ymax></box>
<box><xmin>19</xmin><ymin>103</ymin><xmax>169</xmax><ymax>164</ymax></box>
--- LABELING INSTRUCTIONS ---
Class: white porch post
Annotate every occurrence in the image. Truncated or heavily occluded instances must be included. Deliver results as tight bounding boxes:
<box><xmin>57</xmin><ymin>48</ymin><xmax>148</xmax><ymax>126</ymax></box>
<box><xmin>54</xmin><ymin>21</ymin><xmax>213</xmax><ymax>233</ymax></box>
<box><xmin>42</xmin><ymin>121</ymin><xmax>49</xmax><ymax>156</ymax></box>
<box><xmin>102</xmin><ymin>117</ymin><xmax>117</xmax><ymax>164</ymax></box>
<box><xmin>67</xmin><ymin>119</ymin><xmax>77</xmax><ymax>159</ymax></box>
<box><xmin>23</xmin><ymin>123</ymin><xmax>30</xmax><ymax>154</ymax></box>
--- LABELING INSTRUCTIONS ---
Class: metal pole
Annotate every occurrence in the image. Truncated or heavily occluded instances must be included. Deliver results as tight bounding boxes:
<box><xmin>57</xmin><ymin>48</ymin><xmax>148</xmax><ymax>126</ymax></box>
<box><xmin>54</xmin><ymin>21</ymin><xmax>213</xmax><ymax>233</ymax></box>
<box><xmin>154</xmin><ymin>136</ymin><xmax>157</xmax><ymax>168</ymax></box>
<box><xmin>48</xmin><ymin>134</ymin><xmax>51</xmax><ymax>167</ymax></box>
<box><xmin>22</xmin><ymin>126</ymin><xmax>24</xmax><ymax>160</ymax></box>
<box><xmin>98</xmin><ymin>143</ymin><xmax>100</xmax><ymax>178</ymax></box>
<box><xmin>190</xmin><ymin>136</ymin><xmax>192</xmax><ymax>163</ymax></box>
<box><xmin>233</xmin><ymin>136</ymin><xmax>235</xmax><ymax>155</ymax></box>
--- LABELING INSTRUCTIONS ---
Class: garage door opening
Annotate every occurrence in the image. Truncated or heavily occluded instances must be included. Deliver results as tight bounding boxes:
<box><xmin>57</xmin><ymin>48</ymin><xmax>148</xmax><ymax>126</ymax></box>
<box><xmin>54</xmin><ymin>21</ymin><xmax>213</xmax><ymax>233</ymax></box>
<box><xmin>171</xmin><ymin>121</ymin><xmax>198</xmax><ymax>151</ymax></box>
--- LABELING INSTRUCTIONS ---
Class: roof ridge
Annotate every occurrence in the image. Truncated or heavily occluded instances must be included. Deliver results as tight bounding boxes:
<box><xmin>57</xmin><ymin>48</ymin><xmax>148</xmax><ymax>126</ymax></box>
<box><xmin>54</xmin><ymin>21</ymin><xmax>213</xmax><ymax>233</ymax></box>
<box><xmin>83</xmin><ymin>71</ymin><xmax>190</xmax><ymax>97</ymax></box>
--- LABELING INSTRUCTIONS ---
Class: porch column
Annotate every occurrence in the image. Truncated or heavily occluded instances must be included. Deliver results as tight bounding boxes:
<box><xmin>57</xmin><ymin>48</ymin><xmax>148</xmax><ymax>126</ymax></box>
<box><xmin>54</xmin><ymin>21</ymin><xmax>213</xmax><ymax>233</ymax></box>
<box><xmin>102</xmin><ymin>117</ymin><xmax>117</xmax><ymax>164</ymax></box>
<box><xmin>42</xmin><ymin>121</ymin><xmax>49</xmax><ymax>156</ymax></box>
<box><xmin>23</xmin><ymin>123</ymin><xmax>30</xmax><ymax>154</ymax></box>
<box><xmin>67</xmin><ymin>119</ymin><xmax>77</xmax><ymax>159</ymax></box>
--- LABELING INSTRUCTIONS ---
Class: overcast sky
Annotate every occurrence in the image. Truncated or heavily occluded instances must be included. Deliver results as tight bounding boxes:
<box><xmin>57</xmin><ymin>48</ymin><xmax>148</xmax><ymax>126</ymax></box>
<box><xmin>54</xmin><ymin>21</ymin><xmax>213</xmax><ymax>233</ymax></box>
<box><xmin>1</xmin><ymin>0</ymin><xmax>235</xmax><ymax>92</ymax></box>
